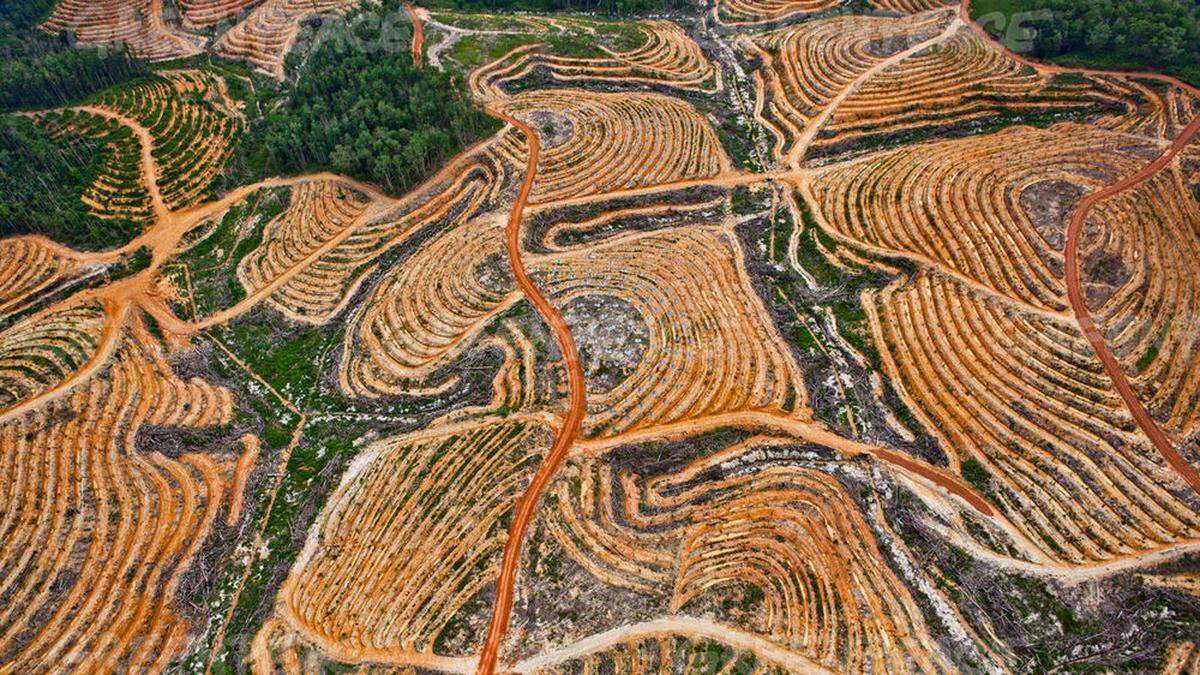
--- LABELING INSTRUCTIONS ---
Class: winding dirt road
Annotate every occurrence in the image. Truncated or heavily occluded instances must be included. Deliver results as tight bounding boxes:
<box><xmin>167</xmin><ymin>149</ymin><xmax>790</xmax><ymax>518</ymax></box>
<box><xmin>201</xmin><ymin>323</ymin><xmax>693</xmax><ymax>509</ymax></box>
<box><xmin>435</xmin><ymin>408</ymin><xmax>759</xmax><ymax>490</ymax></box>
<box><xmin>572</xmin><ymin>410</ymin><xmax>996</xmax><ymax>518</ymax></box>
<box><xmin>476</xmin><ymin>108</ymin><xmax>587</xmax><ymax>675</ymax></box>
<box><xmin>511</xmin><ymin>616</ymin><xmax>832</xmax><ymax>673</ymax></box>
<box><xmin>960</xmin><ymin>0</ymin><xmax>1200</xmax><ymax>494</ymax></box>
<box><xmin>1063</xmin><ymin>115</ymin><xmax>1200</xmax><ymax>494</ymax></box>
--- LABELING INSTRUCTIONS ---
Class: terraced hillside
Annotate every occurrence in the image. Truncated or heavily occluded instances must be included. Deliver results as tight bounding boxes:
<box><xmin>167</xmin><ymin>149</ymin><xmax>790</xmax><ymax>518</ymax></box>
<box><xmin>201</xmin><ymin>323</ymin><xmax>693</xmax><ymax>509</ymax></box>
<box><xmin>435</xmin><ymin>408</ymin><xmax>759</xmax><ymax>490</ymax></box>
<box><xmin>5</xmin><ymin>0</ymin><xmax>1200</xmax><ymax>672</ymax></box>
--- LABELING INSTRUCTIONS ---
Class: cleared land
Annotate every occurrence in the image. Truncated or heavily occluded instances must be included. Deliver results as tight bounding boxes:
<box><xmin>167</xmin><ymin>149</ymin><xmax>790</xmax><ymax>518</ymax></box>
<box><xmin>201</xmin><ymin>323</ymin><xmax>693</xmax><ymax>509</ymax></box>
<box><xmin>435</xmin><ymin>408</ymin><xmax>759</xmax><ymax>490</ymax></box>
<box><xmin>5</xmin><ymin>0</ymin><xmax>1200</xmax><ymax>672</ymax></box>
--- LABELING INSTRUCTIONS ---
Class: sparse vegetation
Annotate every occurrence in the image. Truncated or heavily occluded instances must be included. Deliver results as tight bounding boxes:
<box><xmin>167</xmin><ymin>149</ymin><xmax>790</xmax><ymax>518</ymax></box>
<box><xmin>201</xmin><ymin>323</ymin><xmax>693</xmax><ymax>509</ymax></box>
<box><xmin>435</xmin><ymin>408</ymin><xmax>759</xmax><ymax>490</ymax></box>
<box><xmin>4</xmin><ymin>0</ymin><xmax>1200</xmax><ymax>672</ymax></box>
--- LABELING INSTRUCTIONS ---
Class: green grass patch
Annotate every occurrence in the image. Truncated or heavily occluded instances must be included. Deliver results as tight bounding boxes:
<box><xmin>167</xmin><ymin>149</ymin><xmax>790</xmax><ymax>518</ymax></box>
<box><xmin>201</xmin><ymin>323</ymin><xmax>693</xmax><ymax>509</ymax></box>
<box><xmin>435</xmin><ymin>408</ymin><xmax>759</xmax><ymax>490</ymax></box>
<box><xmin>1136</xmin><ymin>322</ymin><xmax>1170</xmax><ymax>373</ymax></box>
<box><xmin>172</xmin><ymin>187</ymin><xmax>289</xmax><ymax>320</ymax></box>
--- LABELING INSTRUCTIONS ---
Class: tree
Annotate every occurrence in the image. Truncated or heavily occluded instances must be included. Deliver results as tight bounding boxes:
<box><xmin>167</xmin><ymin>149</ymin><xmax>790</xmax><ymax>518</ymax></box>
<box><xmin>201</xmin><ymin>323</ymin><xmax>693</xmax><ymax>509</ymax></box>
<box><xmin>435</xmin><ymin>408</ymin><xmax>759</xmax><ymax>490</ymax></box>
<box><xmin>232</xmin><ymin>6</ymin><xmax>499</xmax><ymax>196</ymax></box>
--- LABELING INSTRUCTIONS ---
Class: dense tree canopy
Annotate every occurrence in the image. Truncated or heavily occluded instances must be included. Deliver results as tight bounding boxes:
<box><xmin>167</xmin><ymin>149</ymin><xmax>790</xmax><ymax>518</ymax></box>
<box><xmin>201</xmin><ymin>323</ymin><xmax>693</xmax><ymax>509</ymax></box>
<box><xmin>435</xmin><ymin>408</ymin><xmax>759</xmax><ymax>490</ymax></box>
<box><xmin>233</xmin><ymin>5</ymin><xmax>499</xmax><ymax>196</ymax></box>
<box><xmin>973</xmin><ymin>0</ymin><xmax>1200</xmax><ymax>85</ymax></box>
<box><xmin>0</xmin><ymin>116</ymin><xmax>139</xmax><ymax>249</ymax></box>
<box><xmin>0</xmin><ymin>0</ymin><xmax>59</xmax><ymax>31</ymax></box>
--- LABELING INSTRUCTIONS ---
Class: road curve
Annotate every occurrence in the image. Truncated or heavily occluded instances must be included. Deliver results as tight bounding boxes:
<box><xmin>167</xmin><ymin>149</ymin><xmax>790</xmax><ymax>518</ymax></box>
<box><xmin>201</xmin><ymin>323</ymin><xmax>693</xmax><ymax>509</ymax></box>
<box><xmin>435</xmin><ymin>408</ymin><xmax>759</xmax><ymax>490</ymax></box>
<box><xmin>476</xmin><ymin>108</ymin><xmax>588</xmax><ymax>675</ymax></box>
<box><xmin>573</xmin><ymin>411</ymin><xmax>996</xmax><ymax>518</ymax></box>
<box><xmin>960</xmin><ymin>0</ymin><xmax>1200</xmax><ymax>493</ymax></box>
<box><xmin>1063</xmin><ymin>114</ymin><xmax>1200</xmax><ymax>494</ymax></box>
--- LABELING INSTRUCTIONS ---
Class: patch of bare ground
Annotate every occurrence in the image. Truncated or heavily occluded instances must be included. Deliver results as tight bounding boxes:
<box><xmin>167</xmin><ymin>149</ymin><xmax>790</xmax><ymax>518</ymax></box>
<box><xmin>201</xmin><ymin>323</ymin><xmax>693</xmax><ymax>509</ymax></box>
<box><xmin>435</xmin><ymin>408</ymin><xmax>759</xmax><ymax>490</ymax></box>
<box><xmin>560</xmin><ymin>295</ymin><xmax>649</xmax><ymax>396</ymax></box>
<box><xmin>1019</xmin><ymin>179</ymin><xmax>1087</xmax><ymax>252</ymax></box>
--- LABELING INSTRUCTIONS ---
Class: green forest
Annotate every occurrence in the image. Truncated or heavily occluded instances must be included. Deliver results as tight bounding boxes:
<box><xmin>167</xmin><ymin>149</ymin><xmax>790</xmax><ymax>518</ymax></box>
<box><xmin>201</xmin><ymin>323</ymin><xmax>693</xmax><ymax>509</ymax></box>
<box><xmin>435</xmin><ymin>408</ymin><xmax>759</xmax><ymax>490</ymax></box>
<box><xmin>971</xmin><ymin>0</ymin><xmax>1200</xmax><ymax>85</ymax></box>
<box><xmin>1</xmin><ymin>0</ymin><xmax>500</xmax><ymax>247</ymax></box>
<box><xmin>0</xmin><ymin>116</ymin><xmax>139</xmax><ymax>249</ymax></box>
<box><xmin>231</xmin><ymin>2</ymin><xmax>499</xmax><ymax>196</ymax></box>
<box><xmin>0</xmin><ymin>0</ymin><xmax>146</xmax><ymax>248</ymax></box>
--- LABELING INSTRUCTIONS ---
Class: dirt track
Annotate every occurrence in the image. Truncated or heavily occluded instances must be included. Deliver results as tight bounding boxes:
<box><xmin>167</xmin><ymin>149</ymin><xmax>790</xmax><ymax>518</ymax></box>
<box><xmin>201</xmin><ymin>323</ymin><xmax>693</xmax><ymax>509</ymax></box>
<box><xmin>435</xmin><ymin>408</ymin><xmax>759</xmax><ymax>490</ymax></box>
<box><xmin>788</xmin><ymin>12</ymin><xmax>961</xmax><ymax>166</ymax></box>
<box><xmin>510</xmin><ymin>616</ymin><xmax>833</xmax><ymax>673</ymax></box>
<box><xmin>572</xmin><ymin>410</ymin><xmax>996</xmax><ymax>518</ymax></box>
<box><xmin>405</xmin><ymin>3</ymin><xmax>424</xmax><ymax>69</ymax></box>
<box><xmin>960</xmin><ymin>0</ymin><xmax>1200</xmax><ymax>494</ymax></box>
<box><xmin>1063</xmin><ymin>115</ymin><xmax>1200</xmax><ymax>494</ymax></box>
<box><xmin>73</xmin><ymin>106</ymin><xmax>167</xmax><ymax>219</ymax></box>
<box><xmin>475</xmin><ymin>107</ymin><xmax>587</xmax><ymax>675</ymax></box>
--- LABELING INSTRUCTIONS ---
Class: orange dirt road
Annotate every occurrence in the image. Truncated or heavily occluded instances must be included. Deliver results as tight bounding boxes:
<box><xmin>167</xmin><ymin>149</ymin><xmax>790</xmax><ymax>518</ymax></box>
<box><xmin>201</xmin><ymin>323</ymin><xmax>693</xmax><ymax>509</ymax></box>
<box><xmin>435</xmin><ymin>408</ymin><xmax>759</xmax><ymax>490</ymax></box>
<box><xmin>405</xmin><ymin>4</ymin><xmax>424</xmax><ymax>70</ymax></box>
<box><xmin>1064</xmin><ymin>114</ymin><xmax>1200</xmax><ymax>494</ymax></box>
<box><xmin>960</xmin><ymin>0</ymin><xmax>1200</xmax><ymax>494</ymax></box>
<box><xmin>476</xmin><ymin>109</ymin><xmax>587</xmax><ymax>675</ymax></box>
<box><xmin>875</xmin><ymin>447</ymin><xmax>994</xmax><ymax>517</ymax></box>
